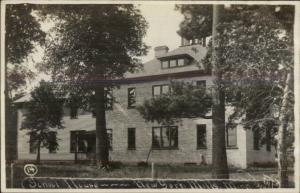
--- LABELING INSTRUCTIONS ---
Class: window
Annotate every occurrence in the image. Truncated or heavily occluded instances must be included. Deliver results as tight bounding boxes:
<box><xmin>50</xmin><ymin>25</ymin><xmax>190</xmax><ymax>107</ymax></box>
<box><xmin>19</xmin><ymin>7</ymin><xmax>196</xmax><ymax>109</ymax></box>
<box><xmin>226</xmin><ymin>126</ymin><xmax>237</xmax><ymax>148</ymax></box>
<box><xmin>107</xmin><ymin>129</ymin><xmax>113</xmax><ymax>150</ymax></box>
<box><xmin>197</xmin><ymin>125</ymin><xmax>207</xmax><ymax>149</ymax></box>
<box><xmin>266</xmin><ymin>128</ymin><xmax>271</xmax><ymax>152</ymax></box>
<box><xmin>196</xmin><ymin>80</ymin><xmax>206</xmax><ymax>88</ymax></box>
<box><xmin>70</xmin><ymin>130</ymin><xmax>111</xmax><ymax>153</ymax></box>
<box><xmin>161</xmin><ymin>58</ymin><xmax>187</xmax><ymax>69</ymax></box>
<box><xmin>48</xmin><ymin>131</ymin><xmax>57</xmax><ymax>153</ymax></box>
<box><xmin>128</xmin><ymin>128</ymin><xmax>136</xmax><ymax>149</ymax></box>
<box><xmin>170</xmin><ymin>60</ymin><xmax>177</xmax><ymax>67</ymax></box>
<box><xmin>70</xmin><ymin>106</ymin><xmax>78</xmax><ymax>119</ymax></box>
<box><xmin>29</xmin><ymin>135</ymin><xmax>38</xmax><ymax>154</ymax></box>
<box><xmin>253</xmin><ymin>127</ymin><xmax>260</xmax><ymax>150</ymax></box>
<box><xmin>70</xmin><ymin>130</ymin><xmax>87</xmax><ymax>153</ymax></box>
<box><xmin>152</xmin><ymin>85</ymin><xmax>170</xmax><ymax>96</ymax></box>
<box><xmin>105</xmin><ymin>88</ymin><xmax>113</xmax><ymax>110</ymax></box>
<box><xmin>177</xmin><ymin>59</ymin><xmax>185</xmax><ymax>66</ymax></box>
<box><xmin>162</xmin><ymin>61</ymin><xmax>169</xmax><ymax>69</ymax></box>
<box><xmin>152</xmin><ymin>126</ymin><xmax>178</xmax><ymax>149</ymax></box>
<box><xmin>128</xmin><ymin>88</ymin><xmax>136</xmax><ymax>108</ymax></box>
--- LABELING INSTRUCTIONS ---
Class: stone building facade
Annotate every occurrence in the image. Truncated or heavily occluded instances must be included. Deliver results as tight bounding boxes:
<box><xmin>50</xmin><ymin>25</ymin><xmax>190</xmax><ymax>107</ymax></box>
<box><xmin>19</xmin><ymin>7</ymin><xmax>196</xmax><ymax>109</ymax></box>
<box><xmin>15</xmin><ymin>40</ymin><xmax>276</xmax><ymax>168</ymax></box>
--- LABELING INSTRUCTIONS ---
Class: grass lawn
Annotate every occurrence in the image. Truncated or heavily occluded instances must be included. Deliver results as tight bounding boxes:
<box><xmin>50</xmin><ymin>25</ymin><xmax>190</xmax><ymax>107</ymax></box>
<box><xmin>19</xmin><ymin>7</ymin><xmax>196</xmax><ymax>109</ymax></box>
<box><xmin>6</xmin><ymin>162</ymin><xmax>294</xmax><ymax>188</ymax></box>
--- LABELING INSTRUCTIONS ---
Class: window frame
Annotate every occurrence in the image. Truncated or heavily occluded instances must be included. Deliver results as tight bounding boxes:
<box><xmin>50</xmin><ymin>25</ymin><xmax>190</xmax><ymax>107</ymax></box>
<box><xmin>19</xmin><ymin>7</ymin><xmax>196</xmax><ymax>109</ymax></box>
<box><xmin>161</xmin><ymin>58</ymin><xmax>187</xmax><ymax>69</ymax></box>
<box><xmin>196</xmin><ymin>124</ymin><xmax>207</xmax><ymax>149</ymax></box>
<box><xmin>226</xmin><ymin>126</ymin><xmax>238</xmax><ymax>149</ymax></box>
<box><xmin>48</xmin><ymin>131</ymin><xmax>57</xmax><ymax>154</ymax></box>
<box><xmin>152</xmin><ymin>126</ymin><xmax>178</xmax><ymax>150</ymax></box>
<box><xmin>152</xmin><ymin>84</ymin><xmax>170</xmax><ymax>96</ymax></box>
<box><xmin>127</xmin><ymin>128</ymin><xmax>136</xmax><ymax>150</ymax></box>
<box><xmin>104</xmin><ymin>88</ymin><xmax>113</xmax><ymax>110</ymax></box>
<box><xmin>127</xmin><ymin>87</ymin><xmax>136</xmax><ymax>108</ymax></box>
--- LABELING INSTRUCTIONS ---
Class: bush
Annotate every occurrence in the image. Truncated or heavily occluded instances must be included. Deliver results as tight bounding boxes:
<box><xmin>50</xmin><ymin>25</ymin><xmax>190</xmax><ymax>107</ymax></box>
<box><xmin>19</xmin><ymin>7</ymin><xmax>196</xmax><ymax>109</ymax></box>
<box><xmin>137</xmin><ymin>161</ymin><xmax>148</xmax><ymax>167</ymax></box>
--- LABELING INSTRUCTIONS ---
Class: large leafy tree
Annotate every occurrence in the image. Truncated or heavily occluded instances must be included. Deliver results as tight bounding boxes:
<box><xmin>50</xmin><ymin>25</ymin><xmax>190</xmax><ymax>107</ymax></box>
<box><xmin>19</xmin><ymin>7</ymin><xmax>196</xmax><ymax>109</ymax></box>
<box><xmin>21</xmin><ymin>81</ymin><xmax>64</xmax><ymax>163</ymax></box>
<box><xmin>5</xmin><ymin>4</ymin><xmax>46</xmax><ymax>161</ymax></box>
<box><xmin>139</xmin><ymin>4</ymin><xmax>294</xmax><ymax>184</ymax></box>
<box><xmin>39</xmin><ymin>4</ymin><xmax>148</xmax><ymax>167</ymax></box>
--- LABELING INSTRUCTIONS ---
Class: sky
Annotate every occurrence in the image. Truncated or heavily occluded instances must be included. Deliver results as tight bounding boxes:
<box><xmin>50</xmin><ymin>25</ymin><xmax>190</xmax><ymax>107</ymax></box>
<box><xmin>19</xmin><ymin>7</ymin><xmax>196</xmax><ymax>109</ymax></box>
<box><xmin>22</xmin><ymin>4</ymin><xmax>184</xmax><ymax>91</ymax></box>
<box><xmin>138</xmin><ymin>4</ymin><xmax>184</xmax><ymax>62</ymax></box>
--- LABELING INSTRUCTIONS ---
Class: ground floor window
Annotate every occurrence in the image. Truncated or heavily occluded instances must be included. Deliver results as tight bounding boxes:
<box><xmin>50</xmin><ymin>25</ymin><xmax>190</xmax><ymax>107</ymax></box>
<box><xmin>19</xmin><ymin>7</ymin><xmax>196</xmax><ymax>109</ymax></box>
<box><xmin>152</xmin><ymin>126</ymin><xmax>178</xmax><ymax>149</ymax></box>
<box><xmin>70</xmin><ymin>129</ymin><xmax>112</xmax><ymax>153</ymax></box>
<box><xmin>29</xmin><ymin>135</ymin><xmax>38</xmax><ymax>154</ymax></box>
<box><xmin>48</xmin><ymin>131</ymin><xmax>57</xmax><ymax>153</ymax></box>
<box><xmin>128</xmin><ymin>128</ymin><xmax>136</xmax><ymax>149</ymax></box>
<box><xmin>226</xmin><ymin>125</ymin><xmax>237</xmax><ymax>148</ymax></box>
<box><xmin>197</xmin><ymin>124</ymin><xmax>206</xmax><ymax>149</ymax></box>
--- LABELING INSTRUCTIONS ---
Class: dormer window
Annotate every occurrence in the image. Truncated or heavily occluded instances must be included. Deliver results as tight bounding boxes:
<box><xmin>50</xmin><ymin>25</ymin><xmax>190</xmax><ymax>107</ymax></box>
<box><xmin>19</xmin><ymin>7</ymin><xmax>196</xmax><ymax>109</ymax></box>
<box><xmin>161</xmin><ymin>58</ymin><xmax>188</xmax><ymax>69</ymax></box>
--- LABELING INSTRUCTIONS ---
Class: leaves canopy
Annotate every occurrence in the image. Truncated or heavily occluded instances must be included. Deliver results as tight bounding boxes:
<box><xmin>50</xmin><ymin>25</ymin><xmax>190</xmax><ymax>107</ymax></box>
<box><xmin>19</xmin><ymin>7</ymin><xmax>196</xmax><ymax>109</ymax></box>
<box><xmin>21</xmin><ymin>81</ymin><xmax>64</xmax><ymax>150</ymax></box>
<box><xmin>5</xmin><ymin>4</ymin><xmax>46</xmax><ymax>94</ymax></box>
<box><xmin>137</xmin><ymin>81</ymin><xmax>212</xmax><ymax>124</ymax></box>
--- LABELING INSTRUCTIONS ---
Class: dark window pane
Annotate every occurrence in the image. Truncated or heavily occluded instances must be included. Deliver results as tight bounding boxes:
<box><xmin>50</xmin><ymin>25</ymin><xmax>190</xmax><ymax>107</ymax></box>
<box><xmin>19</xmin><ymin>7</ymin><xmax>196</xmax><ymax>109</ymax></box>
<box><xmin>196</xmin><ymin>80</ymin><xmax>206</xmax><ymax>88</ymax></box>
<box><xmin>197</xmin><ymin>124</ymin><xmax>206</xmax><ymax>148</ymax></box>
<box><xmin>29</xmin><ymin>135</ymin><xmax>38</xmax><ymax>154</ymax></box>
<box><xmin>266</xmin><ymin>128</ymin><xmax>271</xmax><ymax>152</ymax></box>
<box><xmin>128</xmin><ymin>128</ymin><xmax>136</xmax><ymax>149</ymax></box>
<box><xmin>48</xmin><ymin>131</ymin><xmax>57</xmax><ymax>153</ymax></box>
<box><xmin>107</xmin><ymin>129</ymin><xmax>113</xmax><ymax>150</ymax></box>
<box><xmin>253</xmin><ymin>126</ymin><xmax>260</xmax><ymax>150</ymax></box>
<box><xmin>128</xmin><ymin>88</ymin><xmax>136</xmax><ymax>108</ymax></box>
<box><xmin>70</xmin><ymin>106</ymin><xmax>78</xmax><ymax>119</ymax></box>
<box><xmin>152</xmin><ymin>126</ymin><xmax>178</xmax><ymax>149</ymax></box>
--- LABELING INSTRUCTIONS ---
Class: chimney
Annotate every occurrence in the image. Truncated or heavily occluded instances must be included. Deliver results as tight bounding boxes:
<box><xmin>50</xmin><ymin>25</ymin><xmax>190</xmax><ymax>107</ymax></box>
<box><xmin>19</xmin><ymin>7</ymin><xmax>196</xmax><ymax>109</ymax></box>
<box><xmin>154</xmin><ymin>46</ymin><xmax>169</xmax><ymax>58</ymax></box>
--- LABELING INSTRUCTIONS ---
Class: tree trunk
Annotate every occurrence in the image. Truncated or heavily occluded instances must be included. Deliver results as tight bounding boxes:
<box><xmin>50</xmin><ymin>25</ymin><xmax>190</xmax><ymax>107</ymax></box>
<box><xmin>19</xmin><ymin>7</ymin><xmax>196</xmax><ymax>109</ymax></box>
<box><xmin>36</xmin><ymin>139</ymin><xmax>41</xmax><ymax>164</ymax></box>
<box><xmin>211</xmin><ymin>4</ymin><xmax>229</xmax><ymax>179</ymax></box>
<box><xmin>95</xmin><ymin>85</ymin><xmax>109</xmax><ymax>168</ymax></box>
<box><xmin>277</xmin><ymin>72</ymin><xmax>292</xmax><ymax>188</ymax></box>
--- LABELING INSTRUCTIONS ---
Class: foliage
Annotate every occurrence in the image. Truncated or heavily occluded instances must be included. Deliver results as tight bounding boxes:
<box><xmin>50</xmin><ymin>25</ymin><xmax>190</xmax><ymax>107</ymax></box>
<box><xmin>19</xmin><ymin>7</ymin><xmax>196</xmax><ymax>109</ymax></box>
<box><xmin>137</xmin><ymin>81</ymin><xmax>212</xmax><ymax>124</ymax></box>
<box><xmin>5</xmin><ymin>4</ymin><xmax>46</xmax><ymax>94</ymax></box>
<box><xmin>21</xmin><ymin>81</ymin><xmax>64</xmax><ymax>153</ymax></box>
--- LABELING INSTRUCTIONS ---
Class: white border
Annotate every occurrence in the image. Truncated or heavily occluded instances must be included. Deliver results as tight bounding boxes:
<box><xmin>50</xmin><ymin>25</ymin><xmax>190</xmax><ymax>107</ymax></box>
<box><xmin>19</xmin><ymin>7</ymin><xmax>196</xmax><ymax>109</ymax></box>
<box><xmin>1</xmin><ymin>1</ymin><xmax>300</xmax><ymax>193</ymax></box>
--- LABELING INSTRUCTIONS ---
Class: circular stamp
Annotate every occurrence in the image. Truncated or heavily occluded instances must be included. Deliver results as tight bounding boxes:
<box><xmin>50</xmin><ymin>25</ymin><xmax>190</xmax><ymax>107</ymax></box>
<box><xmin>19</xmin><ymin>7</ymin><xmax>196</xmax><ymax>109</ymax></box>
<box><xmin>24</xmin><ymin>164</ymin><xmax>38</xmax><ymax>177</ymax></box>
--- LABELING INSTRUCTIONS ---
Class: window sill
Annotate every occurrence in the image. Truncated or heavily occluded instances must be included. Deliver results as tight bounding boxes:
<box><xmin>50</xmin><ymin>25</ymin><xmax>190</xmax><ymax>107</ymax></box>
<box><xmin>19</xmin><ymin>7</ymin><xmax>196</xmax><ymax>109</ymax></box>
<box><xmin>197</xmin><ymin>147</ymin><xmax>207</xmax><ymax>150</ymax></box>
<box><xmin>226</xmin><ymin>147</ymin><xmax>238</xmax><ymax>150</ymax></box>
<box><xmin>152</xmin><ymin>147</ymin><xmax>179</xmax><ymax>150</ymax></box>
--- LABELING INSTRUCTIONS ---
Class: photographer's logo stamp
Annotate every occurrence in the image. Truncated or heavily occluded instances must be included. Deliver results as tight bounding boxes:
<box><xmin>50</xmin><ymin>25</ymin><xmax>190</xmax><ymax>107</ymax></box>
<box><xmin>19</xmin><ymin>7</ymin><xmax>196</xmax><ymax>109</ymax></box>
<box><xmin>24</xmin><ymin>164</ymin><xmax>38</xmax><ymax>177</ymax></box>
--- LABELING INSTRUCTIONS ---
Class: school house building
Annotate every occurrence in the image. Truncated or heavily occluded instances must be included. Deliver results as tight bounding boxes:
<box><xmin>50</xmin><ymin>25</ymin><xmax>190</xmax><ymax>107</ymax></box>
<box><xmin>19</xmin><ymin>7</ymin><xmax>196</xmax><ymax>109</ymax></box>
<box><xmin>15</xmin><ymin>38</ymin><xmax>276</xmax><ymax>168</ymax></box>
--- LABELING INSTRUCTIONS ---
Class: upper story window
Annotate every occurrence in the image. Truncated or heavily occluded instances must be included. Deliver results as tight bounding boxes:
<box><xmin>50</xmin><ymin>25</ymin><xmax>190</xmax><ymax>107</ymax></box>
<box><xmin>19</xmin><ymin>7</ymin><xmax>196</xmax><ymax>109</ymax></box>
<box><xmin>128</xmin><ymin>87</ymin><xmax>136</xmax><ymax>108</ymax></box>
<box><xmin>196</xmin><ymin>80</ymin><xmax>206</xmax><ymax>88</ymax></box>
<box><xmin>161</xmin><ymin>58</ymin><xmax>187</xmax><ymax>69</ymax></box>
<box><xmin>152</xmin><ymin>85</ymin><xmax>170</xmax><ymax>96</ymax></box>
<box><xmin>104</xmin><ymin>88</ymin><xmax>113</xmax><ymax>110</ymax></box>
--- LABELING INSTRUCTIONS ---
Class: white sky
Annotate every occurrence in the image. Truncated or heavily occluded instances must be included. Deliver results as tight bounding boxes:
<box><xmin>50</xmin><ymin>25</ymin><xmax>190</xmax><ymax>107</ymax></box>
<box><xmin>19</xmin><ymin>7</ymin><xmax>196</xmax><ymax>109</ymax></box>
<box><xmin>23</xmin><ymin>4</ymin><xmax>183</xmax><ymax>91</ymax></box>
<box><xmin>139</xmin><ymin>4</ymin><xmax>183</xmax><ymax>62</ymax></box>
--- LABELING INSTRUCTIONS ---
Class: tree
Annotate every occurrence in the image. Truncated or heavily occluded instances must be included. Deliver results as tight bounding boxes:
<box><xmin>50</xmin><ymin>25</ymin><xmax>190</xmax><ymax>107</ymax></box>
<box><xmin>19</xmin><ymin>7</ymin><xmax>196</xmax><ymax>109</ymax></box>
<box><xmin>5</xmin><ymin>4</ymin><xmax>46</xmax><ymax>161</ymax></box>
<box><xmin>21</xmin><ymin>81</ymin><xmax>64</xmax><ymax>163</ymax></box>
<box><xmin>39</xmin><ymin>5</ymin><xmax>148</xmax><ymax>168</ymax></box>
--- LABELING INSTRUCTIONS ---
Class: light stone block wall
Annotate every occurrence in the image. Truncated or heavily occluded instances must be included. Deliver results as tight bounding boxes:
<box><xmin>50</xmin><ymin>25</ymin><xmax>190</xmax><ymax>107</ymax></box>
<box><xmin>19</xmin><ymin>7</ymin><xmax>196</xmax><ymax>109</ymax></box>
<box><xmin>17</xmin><ymin>75</ymin><xmax>275</xmax><ymax>168</ymax></box>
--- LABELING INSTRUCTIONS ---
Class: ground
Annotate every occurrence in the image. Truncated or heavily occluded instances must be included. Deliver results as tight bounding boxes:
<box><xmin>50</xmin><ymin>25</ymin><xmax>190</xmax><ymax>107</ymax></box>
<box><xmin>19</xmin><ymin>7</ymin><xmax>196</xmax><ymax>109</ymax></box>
<box><xmin>6</xmin><ymin>162</ymin><xmax>294</xmax><ymax>188</ymax></box>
